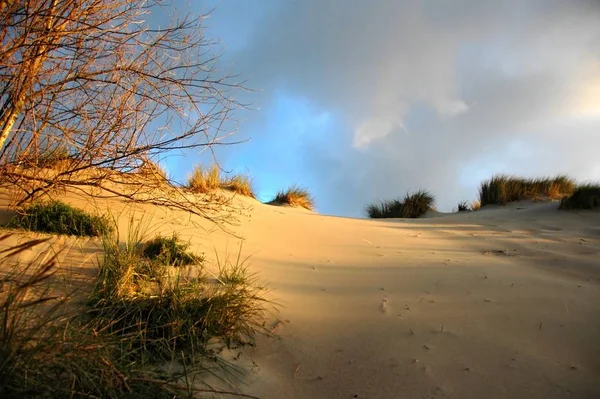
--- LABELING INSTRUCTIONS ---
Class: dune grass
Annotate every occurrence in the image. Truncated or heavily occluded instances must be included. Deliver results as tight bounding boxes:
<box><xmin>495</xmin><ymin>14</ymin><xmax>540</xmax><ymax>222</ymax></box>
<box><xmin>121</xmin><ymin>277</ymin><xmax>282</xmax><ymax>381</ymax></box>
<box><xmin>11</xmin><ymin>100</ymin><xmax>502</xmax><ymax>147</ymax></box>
<box><xmin>559</xmin><ymin>183</ymin><xmax>600</xmax><ymax>210</ymax></box>
<box><xmin>366</xmin><ymin>199</ymin><xmax>404</xmax><ymax>218</ymax></box>
<box><xmin>143</xmin><ymin>233</ymin><xmax>204</xmax><ymax>267</ymax></box>
<box><xmin>6</xmin><ymin>200</ymin><xmax>112</xmax><ymax>237</ymax></box>
<box><xmin>221</xmin><ymin>174</ymin><xmax>255</xmax><ymax>198</ymax></box>
<box><xmin>366</xmin><ymin>190</ymin><xmax>435</xmax><ymax>219</ymax></box>
<box><xmin>478</xmin><ymin>175</ymin><xmax>575</xmax><ymax>207</ymax></box>
<box><xmin>187</xmin><ymin>164</ymin><xmax>255</xmax><ymax>198</ymax></box>
<box><xmin>89</xmin><ymin>220</ymin><xmax>268</xmax><ymax>363</ymax></box>
<box><xmin>457</xmin><ymin>201</ymin><xmax>470</xmax><ymax>212</ymax></box>
<box><xmin>0</xmin><ymin>236</ymin><xmax>183</xmax><ymax>398</ymax></box>
<box><xmin>267</xmin><ymin>186</ymin><xmax>314</xmax><ymax>210</ymax></box>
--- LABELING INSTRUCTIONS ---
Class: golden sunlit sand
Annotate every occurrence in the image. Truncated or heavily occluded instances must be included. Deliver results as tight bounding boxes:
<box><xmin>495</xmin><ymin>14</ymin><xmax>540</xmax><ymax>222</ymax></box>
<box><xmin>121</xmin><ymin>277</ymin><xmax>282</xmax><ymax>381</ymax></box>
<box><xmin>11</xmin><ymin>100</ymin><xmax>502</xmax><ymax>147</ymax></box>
<box><xmin>1</xmin><ymin>183</ymin><xmax>598</xmax><ymax>399</ymax></box>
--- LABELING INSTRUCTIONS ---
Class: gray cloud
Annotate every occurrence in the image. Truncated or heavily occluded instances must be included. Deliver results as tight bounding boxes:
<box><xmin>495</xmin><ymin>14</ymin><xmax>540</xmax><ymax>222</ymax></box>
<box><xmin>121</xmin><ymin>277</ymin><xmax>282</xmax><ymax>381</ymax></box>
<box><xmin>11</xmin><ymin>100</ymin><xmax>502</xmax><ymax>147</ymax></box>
<box><xmin>202</xmin><ymin>0</ymin><xmax>600</xmax><ymax>216</ymax></box>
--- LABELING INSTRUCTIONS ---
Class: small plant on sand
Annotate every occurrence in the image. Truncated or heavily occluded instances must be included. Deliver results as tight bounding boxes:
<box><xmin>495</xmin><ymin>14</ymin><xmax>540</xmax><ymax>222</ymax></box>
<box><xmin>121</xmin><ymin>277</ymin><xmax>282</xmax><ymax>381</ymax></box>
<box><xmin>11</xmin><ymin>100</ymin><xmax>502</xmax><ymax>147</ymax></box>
<box><xmin>187</xmin><ymin>164</ymin><xmax>222</xmax><ymax>193</ymax></box>
<box><xmin>187</xmin><ymin>164</ymin><xmax>256</xmax><ymax>198</ymax></box>
<box><xmin>221</xmin><ymin>174</ymin><xmax>256</xmax><ymax>198</ymax></box>
<box><xmin>143</xmin><ymin>233</ymin><xmax>203</xmax><ymax>267</ymax></box>
<box><xmin>268</xmin><ymin>185</ymin><xmax>314</xmax><ymax>210</ymax></box>
<box><xmin>401</xmin><ymin>190</ymin><xmax>435</xmax><ymax>218</ymax></box>
<box><xmin>366</xmin><ymin>199</ymin><xmax>404</xmax><ymax>218</ymax></box>
<box><xmin>478</xmin><ymin>175</ymin><xmax>575</xmax><ymax>207</ymax></box>
<box><xmin>366</xmin><ymin>190</ymin><xmax>434</xmax><ymax>219</ymax></box>
<box><xmin>471</xmin><ymin>200</ymin><xmax>481</xmax><ymax>211</ymax></box>
<box><xmin>6</xmin><ymin>200</ymin><xmax>112</xmax><ymax>237</ymax></box>
<box><xmin>559</xmin><ymin>183</ymin><xmax>600</xmax><ymax>210</ymax></box>
<box><xmin>457</xmin><ymin>201</ymin><xmax>470</xmax><ymax>212</ymax></box>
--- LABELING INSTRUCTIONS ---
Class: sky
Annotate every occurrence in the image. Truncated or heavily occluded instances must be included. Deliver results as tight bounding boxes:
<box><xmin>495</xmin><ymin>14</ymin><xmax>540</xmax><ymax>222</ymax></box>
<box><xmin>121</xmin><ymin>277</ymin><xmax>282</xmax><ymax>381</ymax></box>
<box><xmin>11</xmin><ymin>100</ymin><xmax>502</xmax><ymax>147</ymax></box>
<box><xmin>165</xmin><ymin>0</ymin><xmax>600</xmax><ymax>217</ymax></box>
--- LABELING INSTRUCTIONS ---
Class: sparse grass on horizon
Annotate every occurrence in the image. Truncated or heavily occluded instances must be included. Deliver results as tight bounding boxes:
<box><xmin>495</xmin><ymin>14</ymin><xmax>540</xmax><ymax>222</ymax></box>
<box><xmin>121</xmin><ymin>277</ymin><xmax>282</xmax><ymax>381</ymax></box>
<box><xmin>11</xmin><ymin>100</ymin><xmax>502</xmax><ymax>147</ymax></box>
<box><xmin>457</xmin><ymin>201</ymin><xmax>470</xmax><ymax>212</ymax></box>
<box><xmin>478</xmin><ymin>175</ymin><xmax>575</xmax><ymax>207</ymax></box>
<box><xmin>366</xmin><ymin>199</ymin><xmax>404</xmax><ymax>218</ymax></box>
<box><xmin>559</xmin><ymin>183</ymin><xmax>600</xmax><ymax>210</ymax></box>
<box><xmin>6</xmin><ymin>200</ymin><xmax>112</xmax><ymax>237</ymax></box>
<box><xmin>366</xmin><ymin>190</ymin><xmax>435</xmax><ymax>219</ymax></box>
<box><xmin>221</xmin><ymin>174</ymin><xmax>256</xmax><ymax>198</ymax></box>
<box><xmin>267</xmin><ymin>186</ymin><xmax>314</xmax><ymax>210</ymax></box>
<box><xmin>187</xmin><ymin>164</ymin><xmax>256</xmax><ymax>197</ymax></box>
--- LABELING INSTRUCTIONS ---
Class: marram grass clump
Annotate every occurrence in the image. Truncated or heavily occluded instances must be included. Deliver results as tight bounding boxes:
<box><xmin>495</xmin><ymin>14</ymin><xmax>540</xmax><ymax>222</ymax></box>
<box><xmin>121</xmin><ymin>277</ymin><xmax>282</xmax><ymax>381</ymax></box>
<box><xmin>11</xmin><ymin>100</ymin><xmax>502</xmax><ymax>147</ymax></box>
<box><xmin>89</xmin><ymin>224</ymin><xmax>268</xmax><ymax>363</ymax></box>
<box><xmin>559</xmin><ymin>183</ymin><xmax>600</xmax><ymax>210</ymax></box>
<box><xmin>187</xmin><ymin>164</ymin><xmax>255</xmax><ymax>197</ymax></box>
<box><xmin>143</xmin><ymin>233</ymin><xmax>203</xmax><ymax>266</ymax></box>
<box><xmin>366</xmin><ymin>190</ymin><xmax>435</xmax><ymax>219</ymax></box>
<box><xmin>0</xmin><ymin>235</ymin><xmax>183</xmax><ymax>398</ymax></box>
<box><xmin>221</xmin><ymin>174</ymin><xmax>255</xmax><ymax>198</ymax></box>
<box><xmin>478</xmin><ymin>175</ymin><xmax>575</xmax><ymax>207</ymax></box>
<box><xmin>366</xmin><ymin>199</ymin><xmax>404</xmax><ymax>218</ymax></box>
<box><xmin>267</xmin><ymin>186</ymin><xmax>314</xmax><ymax>210</ymax></box>
<box><xmin>6</xmin><ymin>200</ymin><xmax>112</xmax><ymax>237</ymax></box>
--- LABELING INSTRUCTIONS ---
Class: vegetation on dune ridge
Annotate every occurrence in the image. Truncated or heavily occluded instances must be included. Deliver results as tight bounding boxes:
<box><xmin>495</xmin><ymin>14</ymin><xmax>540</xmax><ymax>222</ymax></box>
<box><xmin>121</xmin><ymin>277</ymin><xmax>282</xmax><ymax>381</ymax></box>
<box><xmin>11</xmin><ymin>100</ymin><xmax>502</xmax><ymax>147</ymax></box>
<box><xmin>6</xmin><ymin>200</ymin><xmax>112</xmax><ymax>237</ymax></box>
<box><xmin>187</xmin><ymin>164</ymin><xmax>256</xmax><ymax>198</ymax></box>
<box><xmin>559</xmin><ymin>183</ymin><xmax>600</xmax><ymax>210</ymax></box>
<box><xmin>267</xmin><ymin>186</ymin><xmax>314</xmax><ymax>210</ymax></box>
<box><xmin>478</xmin><ymin>175</ymin><xmax>575</xmax><ymax>207</ymax></box>
<box><xmin>366</xmin><ymin>190</ymin><xmax>435</xmax><ymax>219</ymax></box>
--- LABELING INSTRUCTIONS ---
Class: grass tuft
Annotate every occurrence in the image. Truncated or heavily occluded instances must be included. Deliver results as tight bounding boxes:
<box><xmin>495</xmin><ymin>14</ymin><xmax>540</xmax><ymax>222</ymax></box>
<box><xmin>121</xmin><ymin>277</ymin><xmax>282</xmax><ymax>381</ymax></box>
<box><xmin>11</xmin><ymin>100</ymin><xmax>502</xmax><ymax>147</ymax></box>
<box><xmin>221</xmin><ymin>174</ymin><xmax>255</xmax><ymax>198</ymax></box>
<box><xmin>143</xmin><ymin>233</ymin><xmax>203</xmax><ymax>267</ymax></box>
<box><xmin>0</xmin><ymin>236</ymin><xmax>182</xmax><ymax>398</ymax></box>
<box><xmin>401</xmin><ymin>190</ymin><xmax>435</xmax><ymax>218</ymax></box>
<box><xmin>366</xmin><ymin>199</ymin><xmax>403</xmax><ymax>218</ymax></box>
<box><xmin>268</xmin><ymin>186</ymin><xmax>314</xmax><ymax>210</ymax></box>
<box><xmin>478</xmin><ymin>175</ymin><xmax>575</xmax><ymax>207</ymax></box>
<box><xmin>6</xmin><ymin>200</ymin><xmax>112</xmax><ymax>237</ymax></box>
<box><xmin>366</xmin><ymin>190</ymin><xmax>435</xmax><ymax>219</ymax></box>
<box><xmin>457</xmin><ymin>201</ymin><xmax>470</xmax><ymax>212</ymax></box>
<box><xmin>187</xmin><ymin>164</ymin><xmax>256</xmax><ymax>198</ymax></box>
<box><xmin>187</xmin><ymin>164</ymin><xmax>221</xmax><ymax>193</ymax></box>
<box><xmin>559</xmin><ymin>183</ymin><xmax>600</xmax><ymax>210</ymax></box>
<box><xmin>89</xmin><ymin>222</ymin><xmax>268</xmax><ymax>363</ymax></box>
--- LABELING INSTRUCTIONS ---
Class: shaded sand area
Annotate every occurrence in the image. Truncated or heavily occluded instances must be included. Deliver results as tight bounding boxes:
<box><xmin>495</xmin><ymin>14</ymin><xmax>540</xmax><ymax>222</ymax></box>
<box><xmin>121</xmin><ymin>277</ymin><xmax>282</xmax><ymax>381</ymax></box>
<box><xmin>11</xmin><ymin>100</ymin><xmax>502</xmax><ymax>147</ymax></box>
<box><xmin>1</xmin><ymin>187</ymin><xmax>599</xmax><ymax>398</ymax></box>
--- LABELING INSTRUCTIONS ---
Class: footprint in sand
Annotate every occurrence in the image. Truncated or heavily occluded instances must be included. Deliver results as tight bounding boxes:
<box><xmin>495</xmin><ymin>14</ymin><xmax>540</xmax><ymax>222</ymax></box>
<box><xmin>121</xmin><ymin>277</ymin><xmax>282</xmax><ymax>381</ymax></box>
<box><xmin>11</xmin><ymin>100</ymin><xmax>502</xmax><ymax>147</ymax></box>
<box><xmin>380</xmin><ymin>298</ymin><xmax>390</xmax><ymax>314</ymax></box>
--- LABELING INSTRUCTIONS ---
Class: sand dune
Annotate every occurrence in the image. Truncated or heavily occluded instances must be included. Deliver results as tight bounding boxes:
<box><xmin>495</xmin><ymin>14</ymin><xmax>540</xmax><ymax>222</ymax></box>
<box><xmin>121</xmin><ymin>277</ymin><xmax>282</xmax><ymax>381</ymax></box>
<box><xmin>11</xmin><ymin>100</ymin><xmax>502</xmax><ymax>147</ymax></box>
<box><xmin>1</xmin><ymin>188</ymin><xmax>599</xmax><ymax>399</ymax></box>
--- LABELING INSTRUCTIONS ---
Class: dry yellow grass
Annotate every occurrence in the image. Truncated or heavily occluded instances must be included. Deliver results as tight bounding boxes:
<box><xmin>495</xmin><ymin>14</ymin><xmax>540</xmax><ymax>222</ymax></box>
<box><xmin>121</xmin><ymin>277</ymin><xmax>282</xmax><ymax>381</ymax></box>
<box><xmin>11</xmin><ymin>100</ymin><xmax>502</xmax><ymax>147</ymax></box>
<box><xmin>222</xmin><ymin>175</ymin><xmax>255</xmax><ymax>198</ymax></box>
<box><xmin>187</xmin><ymin>164</ymin><xmax>221</xmax><ymax>193</ymax></box>
<box><xmin>268</xmin><ymin>186</ymin><xmax>314</xmax><ymax>210</ymax></box>
<box><xmin>187</xmin><ymin>164</ymin><xmax>255</xmax><ymax>197</ymax></box>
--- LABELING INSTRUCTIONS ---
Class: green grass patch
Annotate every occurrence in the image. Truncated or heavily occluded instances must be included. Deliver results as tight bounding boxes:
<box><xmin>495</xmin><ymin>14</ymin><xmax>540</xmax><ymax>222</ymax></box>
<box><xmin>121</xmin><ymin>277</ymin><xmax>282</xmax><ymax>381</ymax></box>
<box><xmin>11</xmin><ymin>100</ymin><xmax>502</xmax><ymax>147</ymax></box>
<box><xmin>143</xmin><ymin>233</ymin><xmax>203</xmax><ymax>267</ymax></box>
<box><xmin>478</xmin><ymin>175</ymin><xmax>575</xmax><ymax>207</ymax></box>
<box><xmin>0</xmin><ymin>236</ymin><xmax>184</xmax><ymax>398</ymax></box>
<box><xmin>6</xmin><ymin>200</ymin><xmax>112</xmax><ymax>237</ymax></box>
<box><xmin>267</xmin><ymin>186</ymin><xmax>314</xmax><ymax>210</ymax></box>
<box><xmin>559</xmin><ymin>183</ymin><xmax>600</xmax><ymax>210</ymax></box>
<box><xmin>366</xmin><ymin>190</ymin><xmax>435</xmax><ymax>219</ymax></box>
<box><xmin>89</xmin><ymin>224</ymin><xmax>268</xmax><ymax>363</ymax></box>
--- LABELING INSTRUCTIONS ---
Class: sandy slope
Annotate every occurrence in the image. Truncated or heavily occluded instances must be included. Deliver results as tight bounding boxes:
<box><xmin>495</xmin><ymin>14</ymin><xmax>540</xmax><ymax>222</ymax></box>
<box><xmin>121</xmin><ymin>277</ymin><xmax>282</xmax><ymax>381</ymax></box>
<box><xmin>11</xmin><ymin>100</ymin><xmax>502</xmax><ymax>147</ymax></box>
<box><xmin>1</xmin><ymin>188</ymin><xmax>599</xmax><ymax>399</ymax></box>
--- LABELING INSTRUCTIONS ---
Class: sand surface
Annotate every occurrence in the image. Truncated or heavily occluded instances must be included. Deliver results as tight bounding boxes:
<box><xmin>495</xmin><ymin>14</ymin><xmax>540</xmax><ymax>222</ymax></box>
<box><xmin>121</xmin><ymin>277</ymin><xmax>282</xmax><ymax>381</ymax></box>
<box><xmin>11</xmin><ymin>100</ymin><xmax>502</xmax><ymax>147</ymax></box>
<box><xmin>1</xmin><ymin>188</ymin><xmax>599</xmax><ymax>399</ymax></box>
